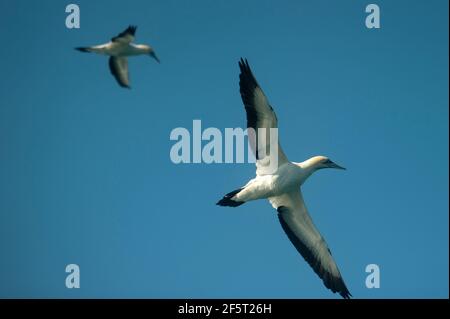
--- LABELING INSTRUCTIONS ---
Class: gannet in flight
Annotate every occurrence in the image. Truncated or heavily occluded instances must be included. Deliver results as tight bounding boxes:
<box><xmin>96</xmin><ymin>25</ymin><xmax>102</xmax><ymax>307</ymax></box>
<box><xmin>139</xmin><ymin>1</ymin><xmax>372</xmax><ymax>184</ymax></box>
<box><xmin>217</xmin><ymin>58</ymin><xmax>351</xmax><ymax>299</ymax></box>
<box><xmin>75</xmin><ymin>25</ymin><xmax>160</xmax><ymax>88</ymax></box>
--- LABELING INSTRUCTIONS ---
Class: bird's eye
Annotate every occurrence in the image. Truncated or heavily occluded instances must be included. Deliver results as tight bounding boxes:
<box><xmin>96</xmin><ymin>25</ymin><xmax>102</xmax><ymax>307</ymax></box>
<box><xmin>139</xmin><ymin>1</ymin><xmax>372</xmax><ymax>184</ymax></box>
<box><xmin>324</xmin><ymin>159</ymin><xmax>333</xmax><ymax>164</ymax></box>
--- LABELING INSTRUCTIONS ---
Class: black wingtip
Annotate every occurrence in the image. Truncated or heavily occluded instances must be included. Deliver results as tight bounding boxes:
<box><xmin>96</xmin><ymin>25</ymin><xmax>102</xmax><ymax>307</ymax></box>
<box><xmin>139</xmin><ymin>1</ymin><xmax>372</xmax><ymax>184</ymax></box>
<box><xmin>116</xmin><ymin>81</ymin><xmax>131</xmax><ymax>89</ymax></box>
<box><xmin>341</xmin><ymin>291</ymin><xmax>352</xmax><ymax>299</ymax></box>
<box><xmin>238</xmin><ymin>57</ymin><xmax>250</xmax><ymax>73</ymax></box>
<box><xmin>112</xmin><ymin>25</ymin><xmax>138</xmax><ymax>42</ymax></box>
<box><xmin>75</xmin><ymin>47</ymin><xmax>89</xmax><ymax>53</ymax></box>
<box><xmin>341</xmin><ymin>286</ymin><xmax>352</xmax><ymax>299</ymax></box>
<box><xmin>238</xmin><ymin>57</ymin><xmax>259</xmax><ymax>88</ymax></box>
<box><xmin>238</xmin><ymin>57</ymin><xmax>248</xmax><ymax>65</ymax></box>
<box><xmin>127</xmin><ymin>25</ymin><xmax>137</xmax><ymax>36</ymax></box>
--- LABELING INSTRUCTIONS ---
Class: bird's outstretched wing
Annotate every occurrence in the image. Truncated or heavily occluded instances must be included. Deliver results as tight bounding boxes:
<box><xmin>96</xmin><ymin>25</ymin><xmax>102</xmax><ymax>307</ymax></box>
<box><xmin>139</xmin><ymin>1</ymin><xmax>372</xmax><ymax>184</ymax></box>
<box><xmin>109</xmin><ymin>56</ymin><xmax>130</xmax><ymax>88</ymax></box>
<box><xmin>111</xmin><ymin>25</ymin><xmax>137</xmax><ymax>43</ymax></box>
<box><xmin>269</xmin><ymin>191</ymin><xmax>352</xmax><ymax>299</ymax></box>
<box><xmin>238</xmin><ymin>58</ymin><xmax>289</xmax><ymax>175</ymax></box>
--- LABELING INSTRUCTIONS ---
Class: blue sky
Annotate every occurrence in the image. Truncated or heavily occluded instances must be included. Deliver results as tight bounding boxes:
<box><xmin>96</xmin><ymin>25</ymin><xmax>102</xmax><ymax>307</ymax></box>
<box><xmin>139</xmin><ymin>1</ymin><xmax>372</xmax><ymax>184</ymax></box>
<box><xmin>0</xmin><ymin>0</ymin><xmax>448</xmax><ymax>298</ymax></box>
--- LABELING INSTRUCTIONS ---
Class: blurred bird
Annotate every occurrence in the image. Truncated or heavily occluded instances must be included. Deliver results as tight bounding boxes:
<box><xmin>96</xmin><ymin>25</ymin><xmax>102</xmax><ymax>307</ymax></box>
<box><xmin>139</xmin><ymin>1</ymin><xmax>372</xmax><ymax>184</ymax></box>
<box><xmin>75</xmin><ymin>25</ymin><xmax>160</xmax><ymax>88</ymax></box>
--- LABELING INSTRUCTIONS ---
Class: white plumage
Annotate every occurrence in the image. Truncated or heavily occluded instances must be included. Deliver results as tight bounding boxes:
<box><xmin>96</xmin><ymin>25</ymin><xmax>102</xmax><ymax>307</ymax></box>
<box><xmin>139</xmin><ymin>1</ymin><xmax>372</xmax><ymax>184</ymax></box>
<box><xmin>217</xmin><ymin>59</ymin><xmax>351</xmax><ymax>299</ymax></box>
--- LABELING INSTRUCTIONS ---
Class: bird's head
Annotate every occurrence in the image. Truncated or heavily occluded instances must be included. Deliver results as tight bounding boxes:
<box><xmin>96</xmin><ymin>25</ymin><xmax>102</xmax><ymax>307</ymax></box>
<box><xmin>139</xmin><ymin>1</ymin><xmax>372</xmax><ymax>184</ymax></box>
<box><xmin>146</xmin><ymin>46</ymin><xmax>160</xmax><ymax>63</ymax></box>
<box><xmin>302</xmin><ymin>156</ymin><xmax>346</xmax><ymax>171</ymax></box>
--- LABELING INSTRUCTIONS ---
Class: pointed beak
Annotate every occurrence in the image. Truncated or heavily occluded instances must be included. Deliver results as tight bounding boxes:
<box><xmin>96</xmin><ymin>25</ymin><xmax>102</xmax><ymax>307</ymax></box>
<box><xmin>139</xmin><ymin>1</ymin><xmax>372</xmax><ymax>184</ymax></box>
<box><xmin>150</xmin><ymin>51</ymin><xmax>160</xmax><ymax>63</ymax></box>
<box><xmin>329</xmin><ymin>162</ymin><xmax>346</xmax><ymax>170</ymax></box>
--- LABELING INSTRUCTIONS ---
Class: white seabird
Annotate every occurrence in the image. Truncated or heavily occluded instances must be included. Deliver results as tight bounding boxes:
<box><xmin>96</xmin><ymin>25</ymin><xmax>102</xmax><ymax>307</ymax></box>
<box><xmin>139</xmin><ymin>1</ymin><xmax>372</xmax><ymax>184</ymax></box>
<box><xmin>76</xmin><ymin>25</ymin><xmax>160</xmax><ymax>88</ymax></box>
<box><xmin>217</xmin><ymin>58</ymin><xmax>351</xmax><ymax>299</ymax></box>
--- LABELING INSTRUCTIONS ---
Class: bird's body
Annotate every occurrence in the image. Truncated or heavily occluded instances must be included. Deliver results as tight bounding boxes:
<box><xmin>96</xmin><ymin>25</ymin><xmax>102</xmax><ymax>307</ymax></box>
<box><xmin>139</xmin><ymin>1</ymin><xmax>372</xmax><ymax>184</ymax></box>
<box><xmin>217</xmin><ymin>59</ymin><xmax>351</xmax><ymax>299</ymax></box>
<box><xmin>233</xmin><ymin>162</ymin><xmax>304</xmax><ymax>203</ymax></box>
<box><xmin>81</xmin><ymin>42</ymin><xmax>152</xmax><ymax>57</ymax></box>
<box><xmin>75</xmin><ymin>26</ymin><xmax>159</xmax><ymax>88</ymax></box>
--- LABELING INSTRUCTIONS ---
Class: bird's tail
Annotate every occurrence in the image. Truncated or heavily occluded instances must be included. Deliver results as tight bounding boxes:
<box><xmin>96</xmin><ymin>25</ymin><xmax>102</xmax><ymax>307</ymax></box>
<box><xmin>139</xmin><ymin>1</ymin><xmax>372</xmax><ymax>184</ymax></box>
<box><xmin>216</xmin><ymin>188</ymin><xmax>245</xmax><ymax>207</ymax></box>
<box><xmin>75</xmin><ymin>47</ymin><xmax>92</xmax><ymax>53</ymax></box>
